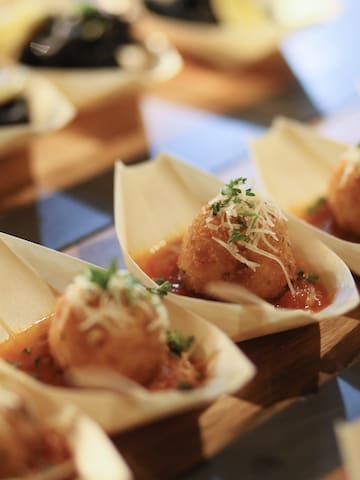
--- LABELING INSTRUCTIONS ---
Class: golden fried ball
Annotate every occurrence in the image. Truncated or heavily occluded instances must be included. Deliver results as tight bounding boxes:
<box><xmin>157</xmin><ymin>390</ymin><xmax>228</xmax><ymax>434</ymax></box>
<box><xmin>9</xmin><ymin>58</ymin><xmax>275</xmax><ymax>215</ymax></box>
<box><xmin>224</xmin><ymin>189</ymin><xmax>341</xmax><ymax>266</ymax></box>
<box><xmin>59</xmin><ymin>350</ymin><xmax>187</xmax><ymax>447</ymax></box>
<box><xmin>0</xmin><ymin>389</ymin><xmax>51</xmax><ymax>477</ymax></box>
<box><xmin>178</xmin><ymin>205</ymin><xmax>297</xmax><ymax>300</ymax></box>
<box><xmin>49</xmin><ymin>271</ymin><xmax>169</xmax><ymax>386</ymax></box>
<box><xmin>328</xmin><ymin>157</ymin><xmax>360</xmax><ymax>236</ymax></box>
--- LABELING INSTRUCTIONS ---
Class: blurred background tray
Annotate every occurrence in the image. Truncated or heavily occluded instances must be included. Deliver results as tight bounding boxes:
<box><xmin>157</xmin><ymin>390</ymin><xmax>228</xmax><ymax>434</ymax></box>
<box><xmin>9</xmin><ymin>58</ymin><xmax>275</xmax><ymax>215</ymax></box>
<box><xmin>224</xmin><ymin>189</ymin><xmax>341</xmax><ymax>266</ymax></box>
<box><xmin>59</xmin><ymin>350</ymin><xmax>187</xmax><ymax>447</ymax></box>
<box><xmin>1</xmin><ymin>1</ymin><xmax>360</xmax><ymax>478</ymax></box>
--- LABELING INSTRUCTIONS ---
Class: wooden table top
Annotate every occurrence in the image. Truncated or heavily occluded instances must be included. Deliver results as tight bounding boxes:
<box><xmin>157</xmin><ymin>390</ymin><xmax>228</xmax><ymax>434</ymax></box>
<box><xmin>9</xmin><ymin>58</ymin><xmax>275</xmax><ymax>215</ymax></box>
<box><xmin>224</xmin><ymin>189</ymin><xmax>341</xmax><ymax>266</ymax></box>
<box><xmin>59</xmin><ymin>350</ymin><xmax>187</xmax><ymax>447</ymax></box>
<box><xmin>1</xmin><ymin>35</ymin><xmax>360</xmax><ymax>480</ymax></box>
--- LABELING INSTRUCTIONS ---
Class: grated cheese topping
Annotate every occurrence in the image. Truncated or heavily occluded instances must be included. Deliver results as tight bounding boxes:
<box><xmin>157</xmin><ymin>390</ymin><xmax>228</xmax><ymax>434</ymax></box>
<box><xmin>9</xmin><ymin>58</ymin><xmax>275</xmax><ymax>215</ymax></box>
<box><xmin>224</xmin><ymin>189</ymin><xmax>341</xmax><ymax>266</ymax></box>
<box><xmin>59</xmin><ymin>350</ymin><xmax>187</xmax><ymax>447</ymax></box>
<box><xmin>339</xmin><ymin>145</ymin><xmax>360</xmax><ymax>187</ymax></box>
<box><xmin>206</xmin><ymin>177</ymin><xmax>295</xmax><ymax>294</ymax></box>
<box><xmin>304</xmin><ymin>285</ymin><xmax>321</xmax><ymax>308</ymax></box>
<box><xmin>59</xmin><ymin>270</ymin><xmax>169</xmax><ymax>340</ymax></box>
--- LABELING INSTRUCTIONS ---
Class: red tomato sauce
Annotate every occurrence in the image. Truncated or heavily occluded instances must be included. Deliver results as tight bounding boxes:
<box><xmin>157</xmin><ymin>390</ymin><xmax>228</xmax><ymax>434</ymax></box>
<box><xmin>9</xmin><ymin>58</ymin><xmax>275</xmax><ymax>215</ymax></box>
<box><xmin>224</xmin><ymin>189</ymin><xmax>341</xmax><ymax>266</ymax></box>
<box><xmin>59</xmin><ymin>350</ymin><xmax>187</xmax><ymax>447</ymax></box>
<box><xmin>136</xmin><ymin>238</ymin><xmax>332</xmax><ymax>312</ymax></box>
<box><xmin>137</xmin><ymin>239</ymin><xmax>210</xmax><ymax>299</ymax></box>
<box><xmin>0</xmin><ymin>314</ymin><xmax>203</xmax><ymax>391</ymax></box>
<box><xmin>271</xmin><ymin>276</ymin><xmax>330</xmax><ymax>311</ymax></box>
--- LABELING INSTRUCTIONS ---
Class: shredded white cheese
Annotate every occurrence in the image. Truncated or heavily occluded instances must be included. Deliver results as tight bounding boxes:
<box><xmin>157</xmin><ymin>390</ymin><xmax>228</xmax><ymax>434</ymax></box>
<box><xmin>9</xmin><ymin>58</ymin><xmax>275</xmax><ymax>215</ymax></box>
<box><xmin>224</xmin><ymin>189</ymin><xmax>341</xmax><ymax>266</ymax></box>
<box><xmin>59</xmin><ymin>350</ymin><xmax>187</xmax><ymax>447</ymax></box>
<box><xmin>207</xmin><ymin>178</ymin><xmax>295</xmax><ymax>294</ymax></box>
<box><xmin>304</xmin><ymin>285</ymin><xmax>320</xmax><ymax>308</ymax></box>
<box><xmin>59</xmin><ymin>270</ymin><xmax>169</xmax><ymax>340</ymax></box>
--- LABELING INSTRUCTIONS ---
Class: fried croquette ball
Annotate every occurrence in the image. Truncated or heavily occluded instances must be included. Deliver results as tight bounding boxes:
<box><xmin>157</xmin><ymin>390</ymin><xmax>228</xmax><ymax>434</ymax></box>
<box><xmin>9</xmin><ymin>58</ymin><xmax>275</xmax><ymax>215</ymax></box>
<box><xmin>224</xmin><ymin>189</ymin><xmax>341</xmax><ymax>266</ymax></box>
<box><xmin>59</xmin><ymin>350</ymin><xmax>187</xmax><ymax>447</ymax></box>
<box><xmin>328</xmin><ymin>148</ymin><xmax>360</xmax><ymax>236</ymax></box>
<box><xmin>178</xmin><ymin>178</ymin><xmax>297</xmax><ymax>300</ymax></box>
<box><xmin>49</xmin><ymin>267</ymin><xmax>170</xmax><ymax>386</ymax></box>
<box><xmin>0</xmin><ymin>388</ymin><xmax>62</xmax><ymax>477</ymax></box>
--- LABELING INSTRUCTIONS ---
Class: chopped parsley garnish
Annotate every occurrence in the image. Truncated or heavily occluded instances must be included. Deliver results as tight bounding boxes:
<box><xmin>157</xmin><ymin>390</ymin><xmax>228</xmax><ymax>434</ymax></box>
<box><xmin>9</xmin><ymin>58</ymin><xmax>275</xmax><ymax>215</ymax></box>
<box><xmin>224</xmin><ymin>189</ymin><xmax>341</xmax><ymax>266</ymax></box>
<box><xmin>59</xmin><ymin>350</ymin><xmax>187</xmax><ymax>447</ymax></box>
<box><xmin>177</xmin><ymin>381</ymin><xmax>193</xmax><ymax>391</ymax></box>
<box><xmin>221</xmin><ymin>177</ymin><xmax>246</xmax><ymax>197</ymax></box>
<box><xmin>306</xmin><ymin>272</ymin><xmax>319</xmax><ymax>284</ymax></box>
<box><xmin>211</xmin><ymin>178</ymin><xmax>255</xmax><ymax>217</ymax></box>
<box><xmin>167</xmin><ymin>330</ymin><xmax>195</xmax><ymax>357</ymax></box>
<box><xmin>86</xmin><ymin>260</ymin><xmax>117</xmax><ymax>289</ymax></box>
<box><xmin>211</xmin><ymin>201</ymin><xmax>223</xmax><ymax>216</ymax></box>
<box><xmin>147</xmin><ymin>280</ymin><xmax>171</xmax><ymax>297</ymax></box>
<box><xmin>237</xmin><ymin>218</ymin><xmax>247</xmax><ymax>229</ymax></box>
<box><xmin>33</xmin><ymin>357</ymin><xmax>41</xmax><ymax>368</ymax></box>
<box><xmin>229</xmin><ymin>230</ymin><xmax>248</xmax><ymax>243</ymax></box>
<box><xmin>209</xmin><ymin>177</ymin><xmax>263</xmax><ymax>250</ymax></box>
<box><xmin>6</xmin><ymin>360</ymin><xmax>22</xmax><ymax>369</ymax></box>
<box><xmin>22</xmin><ymin>347</ymin><xmax>31</xmax><ymax>354</ymax></box>
<box><xmin>297</xmin><ymin>269</ymin><xmax>319</xmax><ymax>284</ymax></box>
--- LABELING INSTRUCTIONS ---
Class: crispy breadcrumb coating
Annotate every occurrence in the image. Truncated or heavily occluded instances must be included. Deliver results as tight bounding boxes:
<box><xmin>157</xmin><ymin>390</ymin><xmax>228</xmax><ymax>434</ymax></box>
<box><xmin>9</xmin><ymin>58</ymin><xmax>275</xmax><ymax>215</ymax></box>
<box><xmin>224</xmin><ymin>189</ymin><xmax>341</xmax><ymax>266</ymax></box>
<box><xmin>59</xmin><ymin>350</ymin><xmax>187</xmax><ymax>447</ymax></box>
<box><xmin>178</xmin><ymin>178</ymin><xmax>297</xmax><ymax>299</ymax></box>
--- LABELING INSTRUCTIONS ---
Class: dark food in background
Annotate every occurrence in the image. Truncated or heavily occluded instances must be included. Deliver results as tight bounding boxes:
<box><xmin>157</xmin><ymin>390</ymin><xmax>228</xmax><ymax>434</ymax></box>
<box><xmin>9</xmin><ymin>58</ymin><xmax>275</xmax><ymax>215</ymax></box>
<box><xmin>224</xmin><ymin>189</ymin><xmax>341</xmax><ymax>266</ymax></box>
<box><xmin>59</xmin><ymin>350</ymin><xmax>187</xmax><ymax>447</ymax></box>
<box><xmin>145</xmin><ymin>0</ymin><xmax>217</xmax><ymax>23</ymax></box>
<box><xmin>19</xmin><ymin>7</ymin><xmax>139</xmax><ymax>68</ymax></box>
<box><xmin>0</xmin><ymin>97</ymin><xmax>30</xmax><ymax>126</ymax></box>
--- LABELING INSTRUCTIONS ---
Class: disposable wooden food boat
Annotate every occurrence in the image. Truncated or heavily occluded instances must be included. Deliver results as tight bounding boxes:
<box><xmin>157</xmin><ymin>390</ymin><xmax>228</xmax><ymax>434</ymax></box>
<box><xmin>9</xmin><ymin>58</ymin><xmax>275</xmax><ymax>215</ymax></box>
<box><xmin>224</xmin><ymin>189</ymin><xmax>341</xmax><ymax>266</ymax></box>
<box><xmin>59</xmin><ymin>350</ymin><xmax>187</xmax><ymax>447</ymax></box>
<box><xmin>3</xmin><ymin>0</ymin><xmax>181</xmax><ymax>109</ymax></box>
<box><xmin>0</xmin><ymin>360</ymin><xmax>132</xmax><ymax>480</ymax></box>
<box><xmin>251</xmin><ymin>117</ymin><xmax>360</xmax><ymax>276</ymax></box>
<box><xmin>0</xmin><ymin>65</ymin><xmax>75</xmax><ymax>155</ymax></box>
<box><xmin>114</xmin><ymin>154</ymin><xmax>359</xmax><ymax>341</ymax></box>
<box><xmin>137</xmin><ymin>0</ymin><xmax>339</xmax><ymax>67</ymax></box>
<box><xmin>137</xmin><ymin>12</ymin><xmax>283</xmax><ymax>67</ymax></box>
<box><xmin>0</xmin><ymin>232</ymin><xmax>255</xmax><ymax>433</ymax></box>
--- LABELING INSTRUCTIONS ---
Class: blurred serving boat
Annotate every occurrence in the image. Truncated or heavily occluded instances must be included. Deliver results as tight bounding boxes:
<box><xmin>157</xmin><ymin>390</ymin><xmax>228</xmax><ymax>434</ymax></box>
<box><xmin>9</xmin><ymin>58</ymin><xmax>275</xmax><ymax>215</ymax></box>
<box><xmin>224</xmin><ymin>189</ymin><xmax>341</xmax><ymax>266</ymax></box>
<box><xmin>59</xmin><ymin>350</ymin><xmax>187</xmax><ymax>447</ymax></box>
<box><xmin>0</xmin><ymin>360</ymin><xmax>132</xmax><ymax>480</ymax></box>
<box><xmin>5</xmin><ymin>2</ymin><xmax>182</xmax><ymax>109</ymax></box>
<box><xmin>0</xmin><ymin>65</ymin><xmax>75</xmax><ymax>155</ymax></box>
<box><xmin>138</xmin><ymin>0</ymin><xmax>340</xmax><ymax>66</ymax></box>
<box><xmin>252</xmin><ymin>117</ymin><xmax>360</xmax><ymax>276</ymax></box>
<box><xmin>0</xmin><ymin>232</ymin><xmax>255</xmax><ymax>433</ymax></box>
<box><xmin>115</xmin><ymin>154</ymin><xmax>359</xmax><ymax>341</ymax></box>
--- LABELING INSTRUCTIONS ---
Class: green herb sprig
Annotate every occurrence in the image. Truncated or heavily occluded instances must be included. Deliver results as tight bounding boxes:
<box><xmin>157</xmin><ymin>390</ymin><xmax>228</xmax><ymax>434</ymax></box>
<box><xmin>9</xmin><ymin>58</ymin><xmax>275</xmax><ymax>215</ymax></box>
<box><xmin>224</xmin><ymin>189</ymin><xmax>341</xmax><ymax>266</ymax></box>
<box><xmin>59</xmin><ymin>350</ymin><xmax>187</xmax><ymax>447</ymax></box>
<box><xmin>306</xmin><ymin>272</ymin><xmax>319</xmax><ymax>284</ymax></box>
<box><xmin>177</xmin><ymin>381</ymin><xmax>193</xmax><ymax>390</ymax></box>
<box><xmin>167</xmin><ymin>330</ymin><xmax>195</xmax><ymax>357</ymax></box>
<box><xmin>211</xmin><ymin>177</ymin><xmax>254</xmax><ymax>217</ymax></box>
<box><xmin>33</xmin><ymin>357</ymin><xmax>41</xmax><ymax>368</ymax></box>
<box><xmin>86</xmin><ymin>260</ymin><xmax>117</xmax><ymax>289</ymax></box>
<box><xmin>297</xmin><ymin>269</ymin><xmax>319</xmax><ymax>284</ymax></box>
<box><xmin>146</xmin><ymin>280</ymin><xmax>171</xmax><ymax>297</ymax></box>
<box><xmin>6</xmin><ymin>360</ymin><xmax>22</xmax><ymax>369</ymax></box>
<box><xmin>229</xmin><ymin>230</ymin><xmax>248</xmax><ymax>243</ymax></box>
<box><xmin>210</xmin><ymin>177</ymin><xmax>259</xmax><ymax>245</ymax></box>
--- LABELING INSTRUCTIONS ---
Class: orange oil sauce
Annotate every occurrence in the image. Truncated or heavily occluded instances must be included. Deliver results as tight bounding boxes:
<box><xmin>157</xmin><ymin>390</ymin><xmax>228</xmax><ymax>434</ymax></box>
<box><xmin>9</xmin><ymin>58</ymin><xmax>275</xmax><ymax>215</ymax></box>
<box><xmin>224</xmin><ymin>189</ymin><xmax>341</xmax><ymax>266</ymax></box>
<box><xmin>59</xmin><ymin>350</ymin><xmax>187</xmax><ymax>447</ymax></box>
<box><xmin>136</xmin><ymin>238</ymin><xmax>333</xmax><ymax>312</ymax></box>
<box><xmin>137</xmin><ymin>239</ymin><xmax>209</xmax><ymax>299</ymax></box>
<box><xmin>0</xmin><ymin>315</ymin><xmax>67</xmax><ymax>387</ymax></box>
<box><xmin>0</xmin><ymin>312</ymin><xmax>203</xmax><ymax>391</ymax></box>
